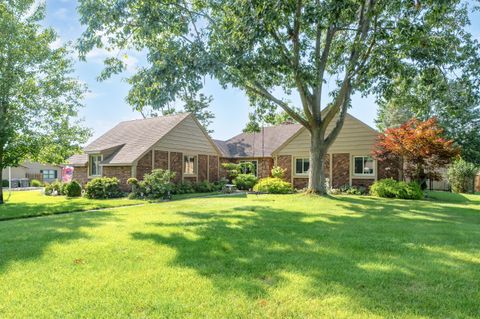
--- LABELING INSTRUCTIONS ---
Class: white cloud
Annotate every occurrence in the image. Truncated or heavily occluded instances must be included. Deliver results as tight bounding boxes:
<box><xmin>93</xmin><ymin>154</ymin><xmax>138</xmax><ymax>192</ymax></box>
<box><xmin>49</xmin><ymin>38</ymin><xmax>63</xmax><ymax>50</ymax></box>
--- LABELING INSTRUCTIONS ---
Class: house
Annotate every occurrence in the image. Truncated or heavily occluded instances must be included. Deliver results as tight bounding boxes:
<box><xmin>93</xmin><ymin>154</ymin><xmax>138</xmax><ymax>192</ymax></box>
<box><xmin>215</xmin><ymin>113</ymin><xmax>399</xmax><ymax>189</ymax></box>
<box><xmin>68</xmin><ymin>113</ymin><xmax>221</xmax><ymax>191</ymax></box>
<box><xmin>69</xmin><ymin>112</ymin><xmax>400</xmax><ymax>190</ymax></box>
<box><xmin>1</xmin><ymin>161</ymin><xmax>62</xmax><ymax>185</ymax></box>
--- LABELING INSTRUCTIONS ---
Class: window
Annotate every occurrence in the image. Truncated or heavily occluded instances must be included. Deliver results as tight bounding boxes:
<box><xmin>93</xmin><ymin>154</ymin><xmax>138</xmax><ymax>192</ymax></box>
<box><xmin>89</xmin><ymin>155</ymin><xmax>102</xmax><ymax>177</ymax></box>
<box><xmin>41</xmin><ymin>170</ymin><xmax>57</xmax><ymax>180</ymax></box>
<box><xmin>184</xmin><ymin>155</ymin><xmax>197</xmax><ymax>175</ymax></box>
<box><xmin>354</xmin><ymin>156</ymin><xmax>374</xmax><ymax>176</ymax></box>
<box><xmin>295</xmin><ymin>158</ymin><xmax>310</xmax><ymax>175</ymax></box>
<box><xmin>239</xmin><ymin>160</ymin><xmax>258</xmax><ymax>176</ymax></box>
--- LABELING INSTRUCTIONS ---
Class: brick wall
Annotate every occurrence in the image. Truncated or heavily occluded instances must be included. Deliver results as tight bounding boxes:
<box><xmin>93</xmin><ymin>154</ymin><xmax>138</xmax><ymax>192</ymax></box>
<box><xmin>198</xmin><ymin>155</ymin><xmax>208</xmax><ymax>182</ymax></box>
<box><xmin>154</xmin><ymin>150</ymin><xmax>168</xmax><ymax>170</ymax></box>
<box><xmin>332</xmin><ymin>153</ymin><xmax>350</xmax><ymax>188</ymax></box>
<box><xmin>208</xmin><ymin>156</ymin><xmax>219</xmax><ymax>182</ymax></box>
<box><xmin>72</xmin><ymin>166</ymin><xmax>89</xmax><ymax>186</ymax></box>
<box><xmin>293</xmin><ymin>178</ymin><xmax>308</xmax><ymax>190</ymax></box>
<box><xmin>170</xmin><ymin>152</ymin><xmax>183</xmax><ymax>183</ymax></box>
<box><xmin>137</xmin><ymin>151</ymin><xmax>152</xmax><ymax>180</ymax></box>
<box><xmin>277</xmin><ymin>155</ymin><xmax>292</xmax><ymax>182</ymax></box>
<box><xmin>103</xmin><ymin>166</ymin><xmax>132</xmax><ymax>191</ymax></box>
<box><xmin>352</xmin><ymin>178</ymin><xmax>375</xmax><ymax>189</ymax></box>
<box><xmin>184</xmin><ymin>176</ymin><xmax>197</xmax><ymax>183</ymax></box>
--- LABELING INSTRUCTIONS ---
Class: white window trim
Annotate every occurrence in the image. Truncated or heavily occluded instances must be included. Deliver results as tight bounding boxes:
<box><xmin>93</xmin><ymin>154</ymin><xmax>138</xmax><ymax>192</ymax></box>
<box><xmin>239</xmin><ymin>160</ymin><xmax>258</xmax><ymax>177</ymax></box>
<box><xmin>88</xmin><ymin>154</ymin><xmax>103</xmax><ymax>178</ymax></box>
<box><xmin>353</xmin><ymin>156</ymin><xmax>375</xmax><ymax>177</ymax></box>
<box><xmin>183</xmin><ymin>154</ymin><xmax>198</xmax><ymax>176</ymax></box>
<box><xmin>294</xmin><ymin>157</ymin><xmax>310</xmax><ymax>176</ymax></box>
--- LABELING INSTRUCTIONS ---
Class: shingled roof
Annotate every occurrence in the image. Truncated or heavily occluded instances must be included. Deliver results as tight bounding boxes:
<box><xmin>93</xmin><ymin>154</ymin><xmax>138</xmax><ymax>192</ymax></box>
<box><xmin>214</xmin><ymin>124</ymin><xmax>303</xmax><ymax>158</ymax></box>
<box><xmin>70</xmin><ymin>113</ymin><xmax>191</xmax><ymax>165</ymax></box>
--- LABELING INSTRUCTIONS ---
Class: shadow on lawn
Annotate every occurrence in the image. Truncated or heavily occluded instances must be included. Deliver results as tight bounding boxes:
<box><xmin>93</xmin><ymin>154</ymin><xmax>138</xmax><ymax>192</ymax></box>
<box><xmin>0</xmin><ymin>211</ymin><xmax>115</xmax><ymax>272</ymax></box>
<box><xmin>131</xmin><ymin>197</ymin><xmax>480</xmax><ymax>317</ymax></box>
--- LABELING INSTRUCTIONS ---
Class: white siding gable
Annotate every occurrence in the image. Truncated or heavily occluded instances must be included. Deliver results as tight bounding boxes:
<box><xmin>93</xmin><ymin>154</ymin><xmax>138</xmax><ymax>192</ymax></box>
<box><xmin>154</xmin><ymin>115</ymin><xmax>219</xmax><ymax>155</ymax></box>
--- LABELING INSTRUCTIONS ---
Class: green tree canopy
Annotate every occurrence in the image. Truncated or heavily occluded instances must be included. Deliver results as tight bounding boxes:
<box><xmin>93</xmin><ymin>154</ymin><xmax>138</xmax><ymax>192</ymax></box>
<box><xmin>0</xmin><ymin>1</ymin><xmax>91</xmax><ymax>203</ymax></box>
<box><xmin>376</xmin><ymin>73</ymin><xmax>480</xmax><ymax>164</ymax></box>
<box><xmin>78</xmin><ymin>0</ymin><xmax>480</xmax><ymax>194</ymax></box>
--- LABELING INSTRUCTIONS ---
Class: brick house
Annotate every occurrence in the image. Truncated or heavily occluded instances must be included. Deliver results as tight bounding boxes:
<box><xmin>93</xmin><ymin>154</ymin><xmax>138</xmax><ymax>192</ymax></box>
<box><xmin>68</xmin><ymin>113</ymin><xmax>221</xmax><ymax>191</ymax></box>
<box><xmin>68</xmin><ymin>112</ymin><xmax>399</xmax><ymax>190</ymax></box>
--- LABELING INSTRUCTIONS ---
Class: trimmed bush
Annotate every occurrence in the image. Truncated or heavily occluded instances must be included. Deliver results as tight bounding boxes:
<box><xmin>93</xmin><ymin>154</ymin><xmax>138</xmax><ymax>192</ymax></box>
<box><xmin>271</xmin><ymin>166</ymin><xmax>286</xmax><ymax>179</ymax></box>
<box><xmin>85</xmin><ymin>177</ymin><xmax>123</xmax><ymax>199</ymax></box>
<box><xmin>370</xmin><ymin>178</ymin><xmax>423</xmax><ymax>200</ymax></box>
<box><xmin>233</xmin><ymin>173</ymin><xmax>258</xmax><ymax>190</ymax></box>
<box><xmin>447</xmin><ymin>159</ymin><xmax>478</xmax><ymax>193</ymax></box>
<box><xmin>172</xmin><ymin>181</ymin><xmax>195</xmax><ymax>194</ymax></box>
<box><xmin>30</xmin><ymin>179</ymin><xmax>43</xmax><ymax>187</ymax></box>
<box><xmin>2</xmin><ymin>180</ymin><xmax>9</xmax><ymax>187</ymax></box>
<box><xmin>64</xmin><ymin>181</ymin><xmax>82</xmax><ymax>197</ymax></box>
<box><xmin>370</xmin><ymin>178</ymin><xmax>398</xmax><ymax>198</ymax></box>
<box><xmin>194</xmin><ymin>181</ymin><xmax>213</xmax><ymax>193</ymax></box>
<box><xmin>45</xmin><ymin>181</ymin><xmax>65</xmax><ymax>196</ymax></box>
<box><xmin>253</xmin><ymin>177</ymin><xmax>293</xmax><ymax>194</ymax></box>
<box><xmin>132</xmin><ymin>169</ymin><xmax>175</xmax><ymax>199</ymax></box>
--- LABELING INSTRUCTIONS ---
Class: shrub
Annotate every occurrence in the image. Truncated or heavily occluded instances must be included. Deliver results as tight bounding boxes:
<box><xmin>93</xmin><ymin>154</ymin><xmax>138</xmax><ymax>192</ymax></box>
<box><xmin>370</xmin><ymin>178</ymin><xmax>423</xmax><ymax>200</ymax></box>
<box><xmin>222</xmin><ymin>163</ymin><xmax>240</xmax><ymax>182</ymax></box>
<box><xmin>194</xmin><ymin>181</ymin><xmax>213</xmax><ymax>193</ymax></box>
<box><xmin>30</xmin><ymin>179</ymin><xmax>43</xmax><ymax>187</ymax></box>
<box><xmin>345</xmin><ymin>186</ymin><xmax>367</xmax><ymax>195</ymax></box>
<box><xmin>45</xmin><ymin>181</ymin><xmax>65</xmax><ymax>196</ymax></box>
<box><xmin>133</xmin><ymin>169</ymin><xmax>175</xmax><ymax>199</ymax></box>
<box><xmin>370</xmin><ymin>178</ymin><xmax>398</xmax><ymax>198</ymax></box>
<box><xmin>127</xmin><ymin>177</ymin><xmax>138</xmax><ymax>186</ymax></box>
<box><xmin>64</xmin><ymin>181</ymin><xmax>82</xmax><ymax>197</ymax></box>
<box><xmin>253</xmin><ymin>177</ymin><xmax>292</xmax><ymax>194</ymax></box>
<box><xmin>85</xmin><ymin>177</ymin><xmax>123</xmax><ymax>199</ymax></box>
<box><xmin>447</xmin><ymin>159</ymin><xmax>478</xmax><ymax>194</ymax></box>
<box><xmin>395</xmin><ymin>181</ymin><xmax>423</xmax><ymax>200</ymax></box>
<box><xmin>173</xmin><ymin>181</ymin><xmax>195</xmax><ymax>194</ymax></box>
<box><xmin>271</xmin><ymin>166</ymin><xmax>286</xmax><ymax>179</ymax></box>
<box><xmin>2</xmin><ymin>180</ymin><xmax>9</xmax><ymax>187</ymax></box>
<box><xmin>233</xmin><ymin>173</ymin><xmax>258</xmax><ymax>190</ymax></box>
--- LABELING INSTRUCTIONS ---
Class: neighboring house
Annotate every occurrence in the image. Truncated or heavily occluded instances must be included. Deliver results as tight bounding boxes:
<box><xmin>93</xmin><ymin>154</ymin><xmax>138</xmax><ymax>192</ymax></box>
<box><xmin>69</xmin><ymin>112</ymin><xmax>400</xmax><ymax>190</ymax></box>
<box><xmin>1</xmin><ymin>161</ymin><xmax>61</xmax><ymax>184</ymax></box>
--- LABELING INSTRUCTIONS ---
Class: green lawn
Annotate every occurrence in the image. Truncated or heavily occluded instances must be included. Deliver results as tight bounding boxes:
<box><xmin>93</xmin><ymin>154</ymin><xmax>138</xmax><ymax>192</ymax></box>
<box><xmin>0</xmin><ymin>190</ymin><xmax>144</xmax><ymax>221</ymax></box>
<box><xmin>1</xmin><ymin>192</ymin><xmax>479</xmax><ymax>318</ymax></box>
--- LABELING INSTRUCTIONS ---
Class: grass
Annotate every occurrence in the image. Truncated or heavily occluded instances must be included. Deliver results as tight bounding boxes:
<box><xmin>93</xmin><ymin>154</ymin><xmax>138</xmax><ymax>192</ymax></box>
<box><xmin>0</xmin><ymin>191</ymin><xmax>479</xmax><ymax>318</ymax></box>
<box><xmin>0</xmin><ymin>190</ymin><xmax>145</xmax><ymax>221</ymax></box>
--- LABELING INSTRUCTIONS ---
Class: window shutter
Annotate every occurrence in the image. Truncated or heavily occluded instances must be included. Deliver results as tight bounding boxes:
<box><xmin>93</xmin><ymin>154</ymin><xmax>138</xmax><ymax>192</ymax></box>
<box><xmin>54</xmin><ymin>170</ymin><xmax>58</xmax><ymax>178</ymax></box>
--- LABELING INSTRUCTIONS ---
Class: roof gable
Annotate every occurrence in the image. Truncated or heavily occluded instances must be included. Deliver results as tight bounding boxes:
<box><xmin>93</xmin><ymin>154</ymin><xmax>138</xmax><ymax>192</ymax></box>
<box><xmin>214</xmin><ymin>124</ymin><xmax>303</xmax><ymax>158</ymax></box>
<box><xmin>82</xmin><ymin>113</ymin><xmax>190</xmax><ymax>165</ymax></box>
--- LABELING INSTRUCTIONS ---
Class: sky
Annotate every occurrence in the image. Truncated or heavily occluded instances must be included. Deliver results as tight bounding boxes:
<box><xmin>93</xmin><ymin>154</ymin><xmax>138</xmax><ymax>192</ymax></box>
<box><xmin>41</xmin><ymin>0</ymin><xmax>480</xmax><ymax>143</ymax></box>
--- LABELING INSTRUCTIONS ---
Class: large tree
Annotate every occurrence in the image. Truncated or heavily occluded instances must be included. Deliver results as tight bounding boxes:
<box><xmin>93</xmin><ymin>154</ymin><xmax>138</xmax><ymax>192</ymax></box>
<box><xmin>0</xmin><ymin>1</ymin><xmax>90</xmax><ymax>204</ymax></box>
<box><xmin>78</xmin><ymin>0</ymin><xmax>480</xmax><ymax>194</ymax></box>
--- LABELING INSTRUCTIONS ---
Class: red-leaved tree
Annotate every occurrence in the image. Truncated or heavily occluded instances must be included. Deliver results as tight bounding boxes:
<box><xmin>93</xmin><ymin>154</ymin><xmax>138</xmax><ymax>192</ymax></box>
<box><xmin>373</xmin><ymin>118</ymin><xmax>460</xmax><ymax>188</ymax></box>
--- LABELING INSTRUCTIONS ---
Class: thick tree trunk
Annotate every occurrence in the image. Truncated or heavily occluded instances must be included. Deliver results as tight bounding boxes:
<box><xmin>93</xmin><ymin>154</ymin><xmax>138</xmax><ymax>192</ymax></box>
<box><xmin>307</xmin><ymin>127</ymin><xmax>328</xmax><ymax>195</ymax></box>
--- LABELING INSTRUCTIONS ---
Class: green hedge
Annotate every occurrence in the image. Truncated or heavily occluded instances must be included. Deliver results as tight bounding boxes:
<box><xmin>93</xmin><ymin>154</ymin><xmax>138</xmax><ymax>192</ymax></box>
<box><xmin>85</xmin><ymin>177</ymin><xmax>123</xmax><ymax>199</ymax></box>
<box><xmin>370</xmin><ymin>179</ymin><xmax>423</xmax><ymax>200</ymax></box>
<box><xmin>253</xmin><ymin>177</ymin><xmax>293</xmax><ymax>194</ymax></box>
